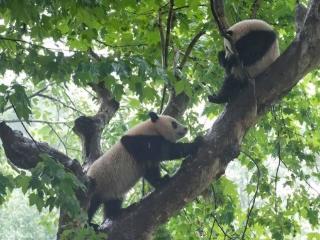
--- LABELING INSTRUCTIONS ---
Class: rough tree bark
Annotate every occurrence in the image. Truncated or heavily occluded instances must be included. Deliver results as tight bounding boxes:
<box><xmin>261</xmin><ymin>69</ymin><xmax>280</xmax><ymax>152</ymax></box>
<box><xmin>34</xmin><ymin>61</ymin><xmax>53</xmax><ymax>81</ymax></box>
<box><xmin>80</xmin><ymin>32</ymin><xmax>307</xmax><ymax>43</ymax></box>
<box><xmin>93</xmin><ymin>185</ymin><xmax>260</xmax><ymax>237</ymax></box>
<box><xmin>0</xmin><ymin>0</ymin><xmax>319</xmax><ymax>239</ymax></box>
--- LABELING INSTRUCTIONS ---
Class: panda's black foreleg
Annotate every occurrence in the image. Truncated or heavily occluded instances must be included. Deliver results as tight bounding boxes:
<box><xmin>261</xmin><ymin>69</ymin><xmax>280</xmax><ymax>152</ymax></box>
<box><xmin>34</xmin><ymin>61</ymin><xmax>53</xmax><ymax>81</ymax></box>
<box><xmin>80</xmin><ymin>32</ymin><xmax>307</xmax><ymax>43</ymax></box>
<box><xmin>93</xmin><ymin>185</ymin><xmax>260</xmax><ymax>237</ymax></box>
<box><xmin>103</xmin><ymin>198</ymin><xmax>123</xmax><ymax>220</ymax></box>
<box><xmin>122</xmin><ymin>135</ymin><xmax>202</xmax><ymax>162</ymax></box>
<box><xmin>159</xmin><ymin>136</ymin><xmax>203</xmax><ymax>160</ymax></box>
<box><xmin>218</xmin><ymin>51</ymin><xmax>239</xmax><ymax>73</ymax></box>
<box><xmin>144</xmin><ymin>164</ymin><xmax>170</xmax><ymax>188</ymax></box>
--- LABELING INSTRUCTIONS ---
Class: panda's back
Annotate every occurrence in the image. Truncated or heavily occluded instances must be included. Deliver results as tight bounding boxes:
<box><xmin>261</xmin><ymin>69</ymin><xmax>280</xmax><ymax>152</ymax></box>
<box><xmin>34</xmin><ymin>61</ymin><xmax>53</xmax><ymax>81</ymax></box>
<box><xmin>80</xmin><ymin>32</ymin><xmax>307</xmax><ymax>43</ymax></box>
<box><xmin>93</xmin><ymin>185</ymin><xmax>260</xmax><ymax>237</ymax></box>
<box><xmin>87</xmin><ymin>142</ymin><xmax>144</xmax><ymax>200</ymax></box>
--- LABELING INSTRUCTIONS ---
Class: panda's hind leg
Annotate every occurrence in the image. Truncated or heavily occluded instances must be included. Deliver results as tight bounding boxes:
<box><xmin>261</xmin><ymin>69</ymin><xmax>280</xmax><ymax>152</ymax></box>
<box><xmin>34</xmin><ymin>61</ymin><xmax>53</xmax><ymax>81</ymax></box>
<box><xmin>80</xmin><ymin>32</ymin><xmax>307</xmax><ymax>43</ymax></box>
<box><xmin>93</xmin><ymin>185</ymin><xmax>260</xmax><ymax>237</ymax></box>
<box><xmin>87</xmin><ymin>194</ymin><xmax>102</xmax><ymax>227</ymax></box>
<box><xmin>103</xmin><ymin>198</ymin><xmax>123</xmax><ymax>220</ymax></box>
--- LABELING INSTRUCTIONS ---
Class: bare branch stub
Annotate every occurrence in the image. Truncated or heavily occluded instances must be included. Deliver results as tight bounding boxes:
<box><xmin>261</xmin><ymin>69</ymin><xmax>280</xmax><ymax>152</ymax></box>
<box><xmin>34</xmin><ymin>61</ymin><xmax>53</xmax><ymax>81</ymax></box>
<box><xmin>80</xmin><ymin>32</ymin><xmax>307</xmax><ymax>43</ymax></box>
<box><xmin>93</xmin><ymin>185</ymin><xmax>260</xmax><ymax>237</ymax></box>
<box><xmin>0</xmin><ymin>121</ymin><xmax>87</xmax><ymax>182</ymax></box>
<box><xmin>73</xmin><ymin>82</ymin><xmax>119</xmax><ymax>170</ymax></box>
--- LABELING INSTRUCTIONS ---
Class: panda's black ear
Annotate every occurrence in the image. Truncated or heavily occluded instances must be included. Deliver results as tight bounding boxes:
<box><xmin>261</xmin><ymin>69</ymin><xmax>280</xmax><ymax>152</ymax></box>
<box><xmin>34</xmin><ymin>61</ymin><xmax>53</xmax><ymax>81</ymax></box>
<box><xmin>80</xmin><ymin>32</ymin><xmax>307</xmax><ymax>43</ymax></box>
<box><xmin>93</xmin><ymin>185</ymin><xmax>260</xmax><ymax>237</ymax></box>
<box><xmin>149</xmin><ymin>111</ymin><xmax>159</xmax><ymax>122</ymax></box>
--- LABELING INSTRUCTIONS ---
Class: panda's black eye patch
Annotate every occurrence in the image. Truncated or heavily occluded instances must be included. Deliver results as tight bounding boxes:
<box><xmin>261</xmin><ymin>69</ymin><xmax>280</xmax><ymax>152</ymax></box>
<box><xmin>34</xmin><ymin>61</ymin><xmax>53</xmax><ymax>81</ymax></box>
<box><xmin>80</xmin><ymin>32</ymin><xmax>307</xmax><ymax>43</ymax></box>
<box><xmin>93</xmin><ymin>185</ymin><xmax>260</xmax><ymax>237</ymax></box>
<box><xmin>171</xmin><ymin>121</ymin><xmax>178</xmax><ymax>129</ymax></box>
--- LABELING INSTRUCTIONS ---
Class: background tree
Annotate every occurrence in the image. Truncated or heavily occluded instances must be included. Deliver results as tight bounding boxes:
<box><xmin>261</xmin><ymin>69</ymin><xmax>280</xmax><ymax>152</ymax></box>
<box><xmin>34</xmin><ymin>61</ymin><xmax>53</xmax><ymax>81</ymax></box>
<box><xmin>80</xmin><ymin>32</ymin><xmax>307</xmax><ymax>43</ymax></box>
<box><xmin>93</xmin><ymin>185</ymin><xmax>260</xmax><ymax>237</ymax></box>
<box><xmin>0</xmin><ymin>0</ymin><xmax>320</xmax><ymax>239</ymax></box>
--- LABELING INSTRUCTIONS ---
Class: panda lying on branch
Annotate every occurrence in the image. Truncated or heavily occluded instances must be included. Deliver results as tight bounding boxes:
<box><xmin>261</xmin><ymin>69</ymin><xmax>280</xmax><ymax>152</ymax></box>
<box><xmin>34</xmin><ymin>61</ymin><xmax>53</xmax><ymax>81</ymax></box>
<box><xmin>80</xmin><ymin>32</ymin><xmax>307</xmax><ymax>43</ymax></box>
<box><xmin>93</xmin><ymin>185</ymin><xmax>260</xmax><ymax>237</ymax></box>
<box><xmin>87</xmin><ymin>112</ymin><xmax>202</xmax><ymax>228</ymax></box>
<box><xmin>208</xmin><ymin>19</ymin><xmax>280</xmax><ymax>104</ymax></box>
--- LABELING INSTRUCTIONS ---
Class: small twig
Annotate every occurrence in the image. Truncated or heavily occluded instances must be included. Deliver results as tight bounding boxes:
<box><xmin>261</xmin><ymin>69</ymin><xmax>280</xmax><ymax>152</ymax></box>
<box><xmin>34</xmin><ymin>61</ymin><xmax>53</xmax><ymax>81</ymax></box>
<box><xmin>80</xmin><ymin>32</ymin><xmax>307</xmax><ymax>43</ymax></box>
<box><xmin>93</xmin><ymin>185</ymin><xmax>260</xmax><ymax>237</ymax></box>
<box><xmin>88</xmin><ymin>48</ymin><xmax>101</xmax><ymax>61</ymax></box>
<box><xmin>173</xmin><ymin>4</ymin><xmax>207</xmax><ymax>11</ymax></box>
<box><xmin>208</xmin><ymin>185</ymin><xmax>217</xmax><ymax>240</ymax></box>
<box><xmin>3</xmin><ymin>83</ymin><xmax>53</xmax><ymax>112</ymax></box>
<box><xmin>10</xmin><ymin>103</ymin><xmax>40</xmax><ymax>151</ymax></box>
<box><xmin>211</xmin><ymin>185</ymin><xmax>234</xmax><ymax>239</ymax></box>
<box><xmin>272</xmin><ymin>106</ymin><xmax>282</xmax><ymax>213</ymax></box>
<box><xmin>47</xmin><ymin>123</ymin><xmax>68</xmax><ymax>155</ymax></box>
<box><xmin>142</xmin><ymin>179</ymin><xmax>145</xmax><ymax>197</ymax></box>
<box><xmin>158</xmin><ymin>8</ymin><xmax>165</xmax><ymax>67</ymax></box>
<box><xmin>62</xmin><ymin>87</ymin><xmax>79</xmax><ymax>113</ymax></box>
<box><xmin>37</xmin><ymin>93</ymin><xmax>85</xmax><ymax>115</ymax></box>
<box><xmin>159</xmin><ymin>86</ymin><xmax>167</xmax><ymax>114</ymax></box>
<box><xmin>164</xmin><ymin>0</ymin><xmax>175</xmax><ymax>69</ymax></box>
<box><xmin>211</xmin><ymin>214</ymin><xmax>233</xmax><ymax>239</ymax></box>
<box><xmin>1</xmin><ymin>119</ymin><xmax>70</xmax><ymax>125</ymax></box>
<box><xmin>95</xmin><ymin>39</ymin><xmax>147</xmax><ymax>48</ymax></box>
<box><xmin>241</xmin><ymin>151</ymin><xmax>260</xmax><ymax>240</ymax></box>
<box><xmin>0</xmin><ymin>36</ymin><xmax>78</xmax><ymax>53</ymax></box>
<box><xmin>275</xmin><ymin>154</ymin><xmax>281</xmax><ymax>212</ymax></box>
<box><xmin>208</xmin><ymin>217</ymin><xmax>216</xmax><ymax>240</ymax></box>
<box><xmin>7</xmin><ymin>160</ymin><xmax>21</xmax><ymax>173</ymax></box>
<box><xmin>251</xmin><ymin>0</ymin><xmax>261</xmax><ymax>18</ymax></box>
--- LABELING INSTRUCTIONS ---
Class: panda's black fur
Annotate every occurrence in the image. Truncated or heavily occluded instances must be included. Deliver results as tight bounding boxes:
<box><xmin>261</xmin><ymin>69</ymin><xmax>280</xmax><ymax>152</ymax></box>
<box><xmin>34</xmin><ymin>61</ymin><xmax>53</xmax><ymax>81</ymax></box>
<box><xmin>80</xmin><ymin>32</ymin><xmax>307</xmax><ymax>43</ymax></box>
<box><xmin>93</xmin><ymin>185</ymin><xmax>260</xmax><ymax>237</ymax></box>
<box><xmin>208</xmin><ymin>19</ymin><xmax>280</xmax><ymax>104</ymax></box>
<box><xmin>87</xmin><ymin>112</ymin><xmax>201</xmax><ymax>228</ymax></box>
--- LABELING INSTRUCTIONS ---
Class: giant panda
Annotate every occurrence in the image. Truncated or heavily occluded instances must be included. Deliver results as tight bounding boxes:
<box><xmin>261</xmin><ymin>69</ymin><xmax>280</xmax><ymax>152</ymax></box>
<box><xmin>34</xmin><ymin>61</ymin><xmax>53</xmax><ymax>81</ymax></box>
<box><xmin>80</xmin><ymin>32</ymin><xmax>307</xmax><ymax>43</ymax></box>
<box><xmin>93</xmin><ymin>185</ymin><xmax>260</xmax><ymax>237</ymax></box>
<box><xmin>87</xmin><ymin>112</ymin><xmax>201</xmax><ymax>227</ymax></box>
<box><xmin>208</xmin><ymin>19</ymin><xmax>280</xmax><ymax>104</ymax></box>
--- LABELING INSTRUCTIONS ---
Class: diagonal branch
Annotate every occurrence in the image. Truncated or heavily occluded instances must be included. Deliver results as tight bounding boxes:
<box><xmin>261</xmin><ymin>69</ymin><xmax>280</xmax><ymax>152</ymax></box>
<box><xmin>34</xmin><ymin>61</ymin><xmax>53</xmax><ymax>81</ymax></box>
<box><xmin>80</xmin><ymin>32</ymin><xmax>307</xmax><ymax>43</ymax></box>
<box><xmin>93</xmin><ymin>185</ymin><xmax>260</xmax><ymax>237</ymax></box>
<box><xmin>164</xmin><ymin>0</ymin><xmax>175</xmax><ymax>69</ymax></box>
<box><xmin>178</xmin><ymin>28</ymin><xmax>207</xmax><ymax>70</ymax></box>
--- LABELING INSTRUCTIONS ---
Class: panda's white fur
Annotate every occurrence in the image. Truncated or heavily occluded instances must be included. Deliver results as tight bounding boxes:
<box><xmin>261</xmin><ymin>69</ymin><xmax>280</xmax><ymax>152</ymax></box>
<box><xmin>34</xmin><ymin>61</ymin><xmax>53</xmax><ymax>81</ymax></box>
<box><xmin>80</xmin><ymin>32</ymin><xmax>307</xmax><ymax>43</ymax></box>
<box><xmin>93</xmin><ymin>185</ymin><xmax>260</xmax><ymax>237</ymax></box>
<box><xmin>224</xmin><ymin>19</ymin><xmax>280</xmax><ymax>78</ymax></box>
<box><xmin>88</xmin><ymin>142</ymin><xmax>143</xmax><ymax>200</ymax></box>
<box><xmin>87</xmin><ymin>115</ymin><xmax>187</xmax><ymax>201</ymax></box>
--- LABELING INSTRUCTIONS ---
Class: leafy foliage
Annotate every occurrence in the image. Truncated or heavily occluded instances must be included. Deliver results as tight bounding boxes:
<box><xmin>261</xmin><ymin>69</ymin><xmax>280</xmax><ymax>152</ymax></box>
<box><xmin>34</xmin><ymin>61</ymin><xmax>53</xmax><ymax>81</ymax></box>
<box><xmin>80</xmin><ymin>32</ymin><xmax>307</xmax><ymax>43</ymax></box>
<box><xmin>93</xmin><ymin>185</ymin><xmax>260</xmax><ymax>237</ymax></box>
<box><xmin>0</xmin><ymin>0</ymin><xmax>319</xmax><ymax>239</ymax></box>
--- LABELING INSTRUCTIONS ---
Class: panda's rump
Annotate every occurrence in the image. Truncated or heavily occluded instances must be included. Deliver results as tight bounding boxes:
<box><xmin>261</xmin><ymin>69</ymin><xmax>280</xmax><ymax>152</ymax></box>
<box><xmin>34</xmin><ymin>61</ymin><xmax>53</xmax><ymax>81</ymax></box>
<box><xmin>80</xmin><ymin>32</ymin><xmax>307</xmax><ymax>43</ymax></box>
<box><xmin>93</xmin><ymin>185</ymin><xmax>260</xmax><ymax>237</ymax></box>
<box><xmin>87</xmin><ymin>142</ymin><xmax>144</xmax><ymax>200</ymax></box>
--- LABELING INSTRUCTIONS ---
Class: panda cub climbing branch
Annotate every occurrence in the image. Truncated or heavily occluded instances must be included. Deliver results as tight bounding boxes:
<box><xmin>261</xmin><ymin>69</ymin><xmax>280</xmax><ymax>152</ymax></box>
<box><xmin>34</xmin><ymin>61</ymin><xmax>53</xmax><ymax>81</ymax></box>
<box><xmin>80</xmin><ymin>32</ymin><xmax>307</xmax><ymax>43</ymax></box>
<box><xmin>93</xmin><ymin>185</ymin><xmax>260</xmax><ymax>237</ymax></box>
<box><xmin>208</xmin><ymin>19</ymin><xmax>280</xmax><ymax>104</ymax></box>
<box><xmin>87</xmin><ymin>112</ymin><xmax>202</xmax><ymax>228</ymax></box>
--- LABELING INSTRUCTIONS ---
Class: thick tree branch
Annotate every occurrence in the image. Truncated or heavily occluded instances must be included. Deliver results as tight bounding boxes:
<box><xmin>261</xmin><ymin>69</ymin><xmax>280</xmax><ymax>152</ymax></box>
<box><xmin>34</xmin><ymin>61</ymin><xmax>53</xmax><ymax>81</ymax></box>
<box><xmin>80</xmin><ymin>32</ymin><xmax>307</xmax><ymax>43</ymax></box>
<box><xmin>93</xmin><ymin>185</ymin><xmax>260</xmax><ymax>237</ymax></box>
<box><xmin>105</xmin><ymin>0</ymin><xmax>320</xmax><ymax>239</ymax></box>
<box><xmin>0</xmin><ymin>122</ymin><xmax>86</xmax><ymax>182</ymax></box>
